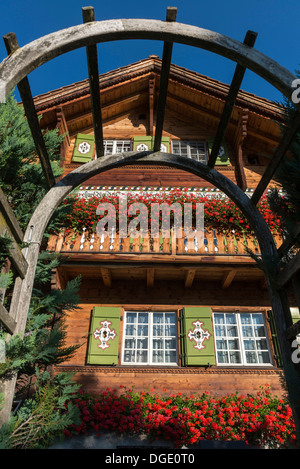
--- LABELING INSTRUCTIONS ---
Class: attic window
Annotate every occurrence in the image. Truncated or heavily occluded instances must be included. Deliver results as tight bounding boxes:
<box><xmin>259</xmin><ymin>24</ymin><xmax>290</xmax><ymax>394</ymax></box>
<box><xmin>96</xmin><ymin>140</ymin><xmax>132</xmax><ymax>157</ymax></box>
<box><xmin>171</xmin><ymin>140</ymin><xmax>207</xmax><ymax>164</ymax></box>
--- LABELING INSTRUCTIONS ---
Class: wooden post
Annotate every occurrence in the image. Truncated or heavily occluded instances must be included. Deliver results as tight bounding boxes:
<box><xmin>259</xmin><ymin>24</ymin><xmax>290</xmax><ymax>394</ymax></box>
<box><xmin>3</xmin><ymin>33</ymin><xmax>56</xmax><ymax>189</ymax></box>
<box><xmin>82</xmin><ymin>6</ymin><xmax>104</xmax><ymax>158</ymax></box>
<box><xmin>208</xmin><ymin>30</ymin><xmax>257</xmax><ymax>168</ymax></box>
<box><xmin>153</xmin><ymin>7</ymin><xmax>177</xmax><ymax>152</ymax></box>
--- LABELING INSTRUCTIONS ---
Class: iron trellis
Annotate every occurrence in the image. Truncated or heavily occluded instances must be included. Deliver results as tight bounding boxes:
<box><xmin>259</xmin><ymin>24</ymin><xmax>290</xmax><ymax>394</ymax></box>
<box><xmin>1</xmin><ymin>6</ymin><xmax>300</xmax><ymax>441</ymax></box>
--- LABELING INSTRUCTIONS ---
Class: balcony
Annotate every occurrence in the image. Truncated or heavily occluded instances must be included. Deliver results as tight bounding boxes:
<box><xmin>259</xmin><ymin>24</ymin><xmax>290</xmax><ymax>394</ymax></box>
<box><xmin>47</xmin><ymin>227</ymin><xmax>283</xmax><ymax>260</ymax></box>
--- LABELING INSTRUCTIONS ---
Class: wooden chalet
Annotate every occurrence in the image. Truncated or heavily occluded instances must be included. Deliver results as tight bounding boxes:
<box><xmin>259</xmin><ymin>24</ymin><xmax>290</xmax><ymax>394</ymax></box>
<box><xmin>36</xmin><ymin>55</ymin><xmax>297</xmax><ymax>398</ymax></box>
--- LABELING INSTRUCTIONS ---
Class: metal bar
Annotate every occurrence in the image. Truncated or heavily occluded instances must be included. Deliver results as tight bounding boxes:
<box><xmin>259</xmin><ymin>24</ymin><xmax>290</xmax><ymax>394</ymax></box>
<box><xmin>153</xmin><ymin>7</ymin><xmax>177</xmax><ymax>152</ymax></box>
<box><xmin>208</xmin><ymin>30</ymin><xmax>257</xmax><ymax>168</ymax></box>
<box><xmin>251</xmin><ymin>109</ymin><xmax>300</xmax><ymax>205</ymax></box>
<box><xmin>3</xmin><ymin>33</ymin><xmax>56</xmax><ymax>189</ymax></box>
<box><xmin>82</xmin><ymin>6</ymin><xmax>104</xmax><ymax>157</ymax></box>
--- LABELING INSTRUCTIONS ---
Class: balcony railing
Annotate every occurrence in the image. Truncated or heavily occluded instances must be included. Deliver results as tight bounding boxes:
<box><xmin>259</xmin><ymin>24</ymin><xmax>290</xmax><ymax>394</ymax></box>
<box><xmin>47</xmin><ymin>228</ymin><xmax>283</xmax><ymax>257</ymax></box>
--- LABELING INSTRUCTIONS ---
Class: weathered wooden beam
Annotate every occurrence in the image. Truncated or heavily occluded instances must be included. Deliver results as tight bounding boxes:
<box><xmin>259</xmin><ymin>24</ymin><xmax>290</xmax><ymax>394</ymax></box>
<box><xmin>82</xmin><ymin>6</ymin><xmax>104</xmax><ymax>158</ymax></box>
<box><xmin>285</xmin><ymin>320</ymin><xmax>300</xmax><ymax>340</ymax></box>
<box><xmin>147</xmin><ymin>268</ymin><xmax>155</xmax><ymax>288</ymax></box>
<box><xmin>233</xmin><ymin>110</ymin><xmax>248</xmax><ymax>190</ymax></box>
<box><xmin>208</xmin><ymin>30</ymin><xmax>257</xmax><ymax>168</ymax></box>
<box><xmin>149</xmin><ymin>75</ymin><xmax>155</xmax><ymax>136</ymax></box>
<box><xmin>0</xmin><ymin>212</ymin><xmax>28</xmax><ymax>279</ymax></box>
<box><xmin>153</xmin><ymin>7</ymin><xmax>177</xmax><ymax>152</ymax></box>
<box><xmin>184</xmin><ymin>268</ymin><xmax>196</xmax><ymax>288</ymax></box>
<box><xmin>0</xmin><ymin>188</ymin><xmax>24</xmax><ymax>244</ymax></box>
<box><xmin>0</xmin><ymin>302</ymin><xmax>17</xmax><ymax>335</ymax></box>
<box><xmin>252</xmin><ymin>109</ymin><xmax>300</xmax><ymax>205</ymax></box>
<box><xmin>3</xmin><ymin>33</ymin><xmax>56</xmax><ymax>189</ymax></box>
<box><xmin>100</xmin><ymin>267</ymin><xmax>112</xmax><ymax>288</ymax></box>
<box><xmin>221</xmin><ymin>269</ymin><xmax>237</xmax><ymax>289</ymax></box>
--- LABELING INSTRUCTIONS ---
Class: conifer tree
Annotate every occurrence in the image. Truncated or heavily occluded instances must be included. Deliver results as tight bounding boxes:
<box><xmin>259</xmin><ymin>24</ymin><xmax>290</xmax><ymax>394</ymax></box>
<box><xmin>267</xmin><ymin>71</ymin><xmax>300</xmax><ymax>253</ymax></box>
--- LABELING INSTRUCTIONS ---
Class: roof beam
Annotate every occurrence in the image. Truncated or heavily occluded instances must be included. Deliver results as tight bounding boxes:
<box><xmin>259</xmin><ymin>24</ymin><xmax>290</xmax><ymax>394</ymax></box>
<box><xmin>3</xmin><ymin>33</ymin><xmax>56</xmax><ymax>189</ymax></box>
<box><xmin>153</xmin><ymin>7</ymin><xmax>177</xmax><ymax>152</ymax></box>
<box><xmin>251</xmin><ymin>109</ymin><xmax>300</xmax><ymax>205</ymax></box>
<box><xmin>82</xmin><ymin>6</ymin><xmax>104</xmax><ymax>157</ymax></box>
<box><xmin>208</xmin><ymin>30</ymin><xmax>257</xmax><ymax>168</ymax></box>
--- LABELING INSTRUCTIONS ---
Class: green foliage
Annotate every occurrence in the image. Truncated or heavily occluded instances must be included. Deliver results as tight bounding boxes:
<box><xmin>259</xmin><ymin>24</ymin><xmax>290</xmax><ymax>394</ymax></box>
<box><xmin>267</xmin><ymin>71</ymin><xmax>300</xmax><ymax>249</ymax></box>
<box><xmin>0</xmin><ymin>252</ymin><xmax>82</xmax><ymax>379</ymax></box>
<box><xmin>0</xmin><ymin>369</ymin><xmax>81</xmax><ymax>449</ymax></box>
<box><xmin>0</xmin><ymin>91</ymin><xmax>64</xmax><ymax>231</ymax></box>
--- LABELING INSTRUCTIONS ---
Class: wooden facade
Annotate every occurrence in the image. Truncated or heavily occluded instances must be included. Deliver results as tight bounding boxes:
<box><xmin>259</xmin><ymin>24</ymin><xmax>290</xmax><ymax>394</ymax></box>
<box><xmin>36</xmin><ymin>56</ymin><xmax>296</xmax><ymax>398</ymax></box>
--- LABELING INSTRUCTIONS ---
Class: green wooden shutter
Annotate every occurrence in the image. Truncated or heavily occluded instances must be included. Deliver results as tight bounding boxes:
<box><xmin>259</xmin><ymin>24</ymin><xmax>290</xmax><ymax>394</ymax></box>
<box><xmin>180</xmin><ymin>307</ymin><xmax>216</xmax><ymax>366</ymax></box>
<box><xmin>72</xmin><ymin>133</ymin><xmax>95</xmax><ymax>163</ymax></box>
<box><xmin>133</xmin><ymin>136</ymin><xmax>153</xmax><ymax>152</ymax></box>
<box><xmin>160</xmin><ymin>136</ymin><xmax>170</xmax><ymax>152</ymax></box>
<box><xmin>207</xmin><ymin>137</ymin><xmax>230</xmax><ymax>165</ymax></box>
<box><xmin>133</xmin><ymin>136</ymin><xmax>170</xmax><ymax>152</ymax></box>
<box><xmin>267</xmin><ymin>309</ymin><xmax>283</xmax><ymax>368</ymax></box>
<box><xmin>87</xmin><ymin>306</ymin><xmax>121</xmax><ymax>365</ymax></box>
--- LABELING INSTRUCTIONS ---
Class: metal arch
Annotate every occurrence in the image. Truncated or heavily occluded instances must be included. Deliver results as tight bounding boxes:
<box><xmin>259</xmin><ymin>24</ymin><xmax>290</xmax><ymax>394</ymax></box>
<box><xmin>25</xmin><ymin>151</ymin><xmax>275</xmax><ymax>253</ymax></box>
<box><xmin>1</xmin><ymin>11</ymin><xmax>300</xmax><ymax>434</ymax></box>
<box><xmin>0</xmin><ymin>18</ymin><xmax>298</xmax><ymax>104</ymax></box>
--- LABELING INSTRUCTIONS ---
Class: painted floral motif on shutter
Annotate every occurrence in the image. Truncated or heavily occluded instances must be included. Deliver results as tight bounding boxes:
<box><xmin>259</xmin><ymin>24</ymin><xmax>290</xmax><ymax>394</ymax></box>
<box><xmin>187</xmin><ymin>320</ymin><xmax>211</xmax><ymax>351</ymax></box>
<box><xmin>93</xmin><ymin>320</ymin><xmax>116</xmax><ymax>350</ymax></box>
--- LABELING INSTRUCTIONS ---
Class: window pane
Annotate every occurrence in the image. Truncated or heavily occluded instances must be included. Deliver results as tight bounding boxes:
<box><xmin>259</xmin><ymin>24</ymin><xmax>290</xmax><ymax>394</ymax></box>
<box><xmin>226</xmin><ymin>313</ymin><xmax>236</xmax><ymax>324</ymax></box>
<box><xmin>126</xmin><ymin>312</ymin><xmax>137</xmax><ymax>324</ymax></box>
<box><xmin>125</xmin><ymin>325</ymin><xmax>136</xmax><ymax>336</ymax></box>
<box><xmin>258</xmin><ymin>351</ymin><xmax>270</xmax><ymax>364</ymax></box>
<box><xmin>125</xmin><ymin>338</ymin><xmax>136</xmax><ymax>349</ymax></box>
<box><xmin>165</xmin><ymin>350</ymin><xmax>176</xmax><ymax>363</ymax></box>
<box><xmin>138</xmin><ymin>312</ymin><xmax>148</xmax><ymax>324</ymax></box>
<box><xmin>229</xmin><ymin>351</ymin><xmax>241</xmax><ymax>363</ymax></box>
<box><xmin>137</xmin><ymin>350</ymin><xmax>147</xmax><ymax>363</ymax></box>
<box><xmin>227</xmin><ymin>325</ymin><xmax>238</xmax><ymax>337</ymax></box>
<box><xmin>215</xmin><ymin>325</ymin><xmax>226</xmax><ymax>336</ymax></box>
<box><xmin>153</xmin><ymin>313</ymin><xmax>164</xmax><ymax>324</ymax></box>
<box><xmin>228</xmin><ymin>339</ymin><xmax>239</xmax><ymax>350</ymax></box>
<box><xmin>214</xmin><ymin>312</ymin><xmax>271</xmax><ymax>366</ymax></box>
<box><xmin>214</xmin><ymin>313</ymin><xmax>225</xmax><ymax>324</ymax></box>
<box><xmin>153</xmin><ymin>338</ymin><xmax>163</xmax><ymax>349</ymax></box>
<box><xmin>217</xmin><ymin>351</ymin><xmax>229</xmax><ymax>363</ymax></box>
<box><xmin>216</xmin><ymin>338</ymin><xmax>227</xmax><ymax>350</ymax></box>
<box><xmin>165</xmin><ymin>338</ymin><xmax>176</xmax><ymax>349</ymax></box>
<box><xmin>123</xmin><ymin>350</ymin><xmax>135</xmax><ymax>362</ymax></box>
<box><xmin>137</xmin><ymin>338</ymin><xmax>148</xmax><ymax>349</ymax></box>
<box><xmin>254</xmin><ymin>325</ymin><xmax>265</xmax><ymax>337</ymax></box>
<box><xmin>152</xmin><ymin>350</ymin><xmax>164</xmax><ymax>363</ymax></box>
<box><xmin>123</xmin><ymin>311</ymin><xmax>177</xmax><ymax>365</ymax></box>
<box><xmin>137</xmin><ymin>325</ymin><xmax>148</xmax><ymax>336</ymax></box>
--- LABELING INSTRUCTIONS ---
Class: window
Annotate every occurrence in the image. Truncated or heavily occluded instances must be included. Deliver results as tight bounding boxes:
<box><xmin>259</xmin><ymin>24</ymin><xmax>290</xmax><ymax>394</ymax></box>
<box><xmin>96</xmin><ymin>140</ymin><xmax>131</xmax><ymax>157</ymax></box>
<box><xmin>122</xmin><ymin>311</ymin><xmax>178</xmax><ymax>365</ymax></box>
<box><xmin>171</xmin><ymin>140</ymin><xmax>207</xmax><ymax>163</ymax></box>
<box><xmin>213</xmin><ymin>312</ymin><xmax>272</xmax><ymax>366</ymax></box>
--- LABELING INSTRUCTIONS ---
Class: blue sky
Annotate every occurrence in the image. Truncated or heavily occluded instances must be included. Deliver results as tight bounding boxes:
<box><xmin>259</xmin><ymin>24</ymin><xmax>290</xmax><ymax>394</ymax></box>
<box><xmin>0</xmin><ymin>0</ymin><xmax>299</xmax><ymax>104</ymax></box>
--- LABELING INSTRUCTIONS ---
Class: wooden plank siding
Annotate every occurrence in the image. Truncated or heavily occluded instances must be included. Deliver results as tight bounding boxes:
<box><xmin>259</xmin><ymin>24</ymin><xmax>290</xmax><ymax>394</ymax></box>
<box><xmin>56</xmin><ymin>299</ymin><xmax>286</xmax><ymax>398</ymax></box>
<box><xmin>35</xmin><ymin>56</ymin><xmax>288</xmax><ymax>398</ymax></box>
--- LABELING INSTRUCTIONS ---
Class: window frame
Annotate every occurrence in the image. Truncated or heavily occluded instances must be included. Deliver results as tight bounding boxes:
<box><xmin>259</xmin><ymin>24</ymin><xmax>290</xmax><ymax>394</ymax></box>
<box><xmin>212</xmin><ymin>311</ymin><xmax>273</xmax><ymax>367</ymax></box>
<box><xmin>95</xmin><ymin>139</ymin><xmax>132</xmax><ymax>158</ymax></box>
<box><xmin>171</xmin><ymin>140</ymin><xmax>208</xmax><ymax>164</ymax></box>
<box><xmin>121</xmin><ymin>310</ymin><xmax>179</xmax><ymax>366</ymax></box>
